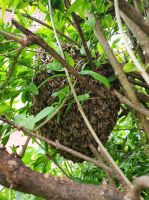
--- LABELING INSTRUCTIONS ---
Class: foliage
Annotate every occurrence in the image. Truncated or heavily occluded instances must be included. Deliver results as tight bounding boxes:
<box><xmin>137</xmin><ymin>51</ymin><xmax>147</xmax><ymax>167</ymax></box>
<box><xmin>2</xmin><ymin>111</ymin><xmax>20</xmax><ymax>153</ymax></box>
<box><xmin>0</xmin><ymin>0</ymin><xmax>149</xmax><ymax>199</ymax></box>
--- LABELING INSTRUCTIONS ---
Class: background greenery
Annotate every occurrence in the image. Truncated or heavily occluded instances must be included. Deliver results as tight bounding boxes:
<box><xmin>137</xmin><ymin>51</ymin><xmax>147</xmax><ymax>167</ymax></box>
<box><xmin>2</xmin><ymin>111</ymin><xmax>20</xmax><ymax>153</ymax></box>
<box><xmin>0</xmin><ymin>0</ymin><xmax>149</xmax><ymax>199</ymax></box>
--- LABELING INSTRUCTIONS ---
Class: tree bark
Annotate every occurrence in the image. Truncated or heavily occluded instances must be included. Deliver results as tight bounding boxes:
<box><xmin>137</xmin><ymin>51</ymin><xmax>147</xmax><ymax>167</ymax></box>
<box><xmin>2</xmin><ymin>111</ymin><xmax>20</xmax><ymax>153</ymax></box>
<box><xmin>110</xmin><ymin>0</ymin><xmax>149</xmax><ymax>36</ymax></box>
<box><xmin>0</xmin><ymin>149</ymin><xmax>125</xmax><ymax>200</ymax></box>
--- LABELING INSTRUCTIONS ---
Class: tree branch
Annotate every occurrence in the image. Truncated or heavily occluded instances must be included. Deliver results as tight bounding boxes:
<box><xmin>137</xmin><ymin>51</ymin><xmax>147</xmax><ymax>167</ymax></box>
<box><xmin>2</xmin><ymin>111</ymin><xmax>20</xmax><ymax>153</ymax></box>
<box><xmin>0</xmin><ymin>30</ymin><xmax>22</xmax><ymax>44</ymax></box>
<box><xmin>114</xmin><ymin>0</ymin><xmax>149</xmax><ymax>86</ymax></box>
<box><xmin>0</xmin><ymin>47</ymin><xmax>24</xmax><ymax>89</ymax></box>
<box><xmin>120</xmin><ymin>11</ymin><xmax>149</xmax><ymax>64</ymax></box>
<box><xmin>0</xmin><ymin>149</ymin><xmax>125</xmax><ymax>200</ymax></box>
<box><xmin>130</xmin><ymin>176</ymin><xmax>149</xmax><ymax>200</ymax></box>
<box><xmin>110</xmin><ymin>0</ymin><xmax>149</xmax><ymax>36</ymax></box>
<box><xmin>113</xmin><ymin>90</ymin><xmax>149</xmax><ymax>117</ymax></box>
<box><xmin>65</xmin><ymin>0</ymin><xmax>94</xmax><ymax>68</ymax></box>
<box><xmin>135</xmin><ymin>91</ymin><xmax>149</xmax><ymax>103</ymax></box>
<box><xmin>18</xmin><ymin>136</ymin><xmax>31</xmax><ymax>157</ymax></box>
<box><xmin>128</xmin><ymin>77</ymin><xmax>149</xmax><ymax>90</ymax></box>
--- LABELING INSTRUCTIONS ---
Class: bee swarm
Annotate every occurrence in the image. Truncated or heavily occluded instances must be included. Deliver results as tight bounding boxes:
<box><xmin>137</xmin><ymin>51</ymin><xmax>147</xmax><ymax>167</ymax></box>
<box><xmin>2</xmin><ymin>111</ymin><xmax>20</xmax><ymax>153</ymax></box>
<box><xmin>31</xmin><ymin>46</ymin><xmax>120</xmax><ymax>162</ymax></box>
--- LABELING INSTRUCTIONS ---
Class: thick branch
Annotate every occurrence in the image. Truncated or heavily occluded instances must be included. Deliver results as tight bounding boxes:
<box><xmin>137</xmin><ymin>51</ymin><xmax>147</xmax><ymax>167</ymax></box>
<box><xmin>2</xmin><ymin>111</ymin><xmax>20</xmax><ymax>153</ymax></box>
<box><xmin>114</xmin><ymin>0</ymin><xmax>149</xmax><ymax>86</ymax></box>
<box><xmin>131</xmin><ymin>176</ymin><xmax>149</xmax><ymax>200</ymax></box>
<box><xmin>128</xmin><ymin>77</ymin><xmax>149</xmax><ymax>90</ymax></box>
<box><xmin>0</xmin><ymin>149</ymin><xmax>125</xmax><ymax>200</ymax></box>
<box><xmin>120</xmin><ymin>11</ymin><xmax>149</xmax><ymax>64</ymax></box>
<box><xmin>113</xmin><ymin>90</ymin><xmax>149</xmax><ymax>117</ymax></box>
<box><xmin>110</xmin><ymin>0</ymin><xmax>149</xmax><ymax>36</ymax></box>
<box><xmin>135</xmin><ymin>91</ymin><xmax>149</xmax><ymax>103</ymax></box>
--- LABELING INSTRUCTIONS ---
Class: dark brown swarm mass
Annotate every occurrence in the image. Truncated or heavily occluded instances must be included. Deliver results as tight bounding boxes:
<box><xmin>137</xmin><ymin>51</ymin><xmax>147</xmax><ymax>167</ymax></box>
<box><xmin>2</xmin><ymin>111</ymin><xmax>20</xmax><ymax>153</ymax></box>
<box><xmin>31</xmin><ymin>46</ymin><xmax>120</xmax><ymax>162</ymax></box>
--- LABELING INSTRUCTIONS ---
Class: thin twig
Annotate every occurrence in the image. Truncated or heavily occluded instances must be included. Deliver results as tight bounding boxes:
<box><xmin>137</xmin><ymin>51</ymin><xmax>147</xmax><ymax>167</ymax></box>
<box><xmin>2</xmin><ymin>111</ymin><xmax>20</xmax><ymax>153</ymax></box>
<box><xmin>65</xmin><ymin>0</ymin><xmax>94</xmax><ymax>68</ymax></box>
<box><xmin>0</xmin><ymin>30</ymin><xmax>22</xmax><ymax>44</ymax></box>
<box><xmin>89</xmin><ymin>143</ymin><xmax>115</xmax><ymax>186</ymax></box>
<box><xmin>19</xmin><ymin>136</ymin><xmax>31</xmax><ymax>157</ymax></box>
<box><xmin>128</xmin><ymin>77</ymin><xmax>149</xmax><ymax>90</ymax></box>
<box><xmin>45</xmin><ymin>153</ymin><xmax>70</xmax><ymax>178</ymax></box>
<box><xmin>0</xmin><ymin>47</ymin><xmax>23</xmax><ymax>56</ymax></box>
<box><xmin>31</xmin><ymin>136</ymin><xmax>70</xmax><ymax>178</ymax></box>
<box><xmin>133</xmin><ymin>0</ymin><xmax>141</xmax><ymax>14</ymax></box>
<box><xmin>0</xmin><ymin>47</ymin><xmax>24</xmax><ymax>89</ymax></box>
<box><xmin>24</xmin><ymin>14</ymin><xmax>80</xmax><ymax>47</ymax></box>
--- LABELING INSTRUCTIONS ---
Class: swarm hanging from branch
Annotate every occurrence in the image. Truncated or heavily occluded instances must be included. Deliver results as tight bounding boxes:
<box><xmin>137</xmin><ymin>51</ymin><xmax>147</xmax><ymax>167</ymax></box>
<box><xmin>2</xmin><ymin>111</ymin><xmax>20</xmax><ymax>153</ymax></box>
<box><xmin>31</xmin><ymin>46</ymin><xmax>120</xmax><ymax>161</ymax></box>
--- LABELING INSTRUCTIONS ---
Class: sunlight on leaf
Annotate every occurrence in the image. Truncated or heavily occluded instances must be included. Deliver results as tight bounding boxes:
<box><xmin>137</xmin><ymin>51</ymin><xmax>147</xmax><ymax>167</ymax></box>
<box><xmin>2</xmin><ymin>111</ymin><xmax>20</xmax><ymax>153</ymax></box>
<box><xmin>34</xmin><ymin>106</ymin><xmax>55</xmax><ymax>123</ymax></box>
<box><xmin>80</xmin><ymin>70</ymin><xmax>110</xmax><ymax>89</ymax></box>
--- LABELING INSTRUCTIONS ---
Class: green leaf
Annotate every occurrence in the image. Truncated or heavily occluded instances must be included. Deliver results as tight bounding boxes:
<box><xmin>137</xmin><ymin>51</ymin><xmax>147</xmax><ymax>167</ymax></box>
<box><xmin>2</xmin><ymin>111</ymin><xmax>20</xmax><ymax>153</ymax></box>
<box><xmin>123</xmin><ymin>63</ymin><xmax>138</xmax><ymax>73</ymax></box>
<box><xmin>0</xmin><ymin>103</ymin><xmax>11</xmax><ymax>115</ymax></box>
<box><xmin>79</xmin><ymin>70</ymin><xmax>110</xmax><ymax>89</ymax></box>
<box><xmin>0</xmin><ymin>0</ymin><xmax>6</xmax><ymax>21</ymax></box>
<box><xmin>47</xmin><ymin>60</ymin><xmax>64</xmax><ymax>71</ymax></box>
<box><xmin>77</xmin><ymin>93</ymin><xmax>90</xmax><ymax>101</ymax></box>
<box><xmin>97</xmin><ymin>43</ymin><xmax>104</xmax><ymax>54</ymax></box>
<box><xmin>14</xmin><ymin>114</ymin><xmax>35</xmax><ymax>130</ymax></box>
<box><xmin>14</xmin><ymin>114</ymin><xmax>26</xmax><ymax>124</ymax></box>
<box><xmin>29</xmin><ymin>82</ymin><xmax>39</xmax><ymax>95</ymax></box>
<box><xmin>111</xmin><ymin>38</ymin><xmax>120</xmax><ymax>48</ymax></box>
<box><xmin>105</xmin><ymin>15</ymin><xmax>112</xmax><ymax>29</ymax></box>
<box><xmin>52</xmin><ymin>86</ymin><xmax>69</xmax><ymax>102</ymax></box>
<box><xmin>64</xmin><ymin>52</ymin><xmax>74</xmax><ymax>67</ymax></box>
<box><xmin>38</xmin><ymin>2</ymin><xmax>48</xmax><ymax>13</ymax></box>
<box><xmin>67</xmin><ymin>0</ymin><xmax>84</xmax><ymax>14</ymax></box>
<box><xmin>34</xmin><ymin>106</ymin><xmax>55</xmax><ymax>123</ymax></box>
<box><xmin>85</xmin><ymin>17</ymin><xmax>95</xmax><ymax>27</ymax></box>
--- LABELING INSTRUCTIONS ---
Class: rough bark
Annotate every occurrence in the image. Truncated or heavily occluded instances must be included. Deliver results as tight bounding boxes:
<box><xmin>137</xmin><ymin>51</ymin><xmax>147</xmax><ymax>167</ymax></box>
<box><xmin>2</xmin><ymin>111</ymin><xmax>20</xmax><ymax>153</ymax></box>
<box><xmin>0</xmin><ymin>149</ymin><xmax>125</xmax><ymax>200</ymax></box>
<box><xmin>121</xmin><ymin>11</ymin><xmax>149</xmax><ymax>64</ymax></box>
<box><xmin>110</xmin><ymin>0</ymin><xmax>149</xmax><ymax>36</ymax></box>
